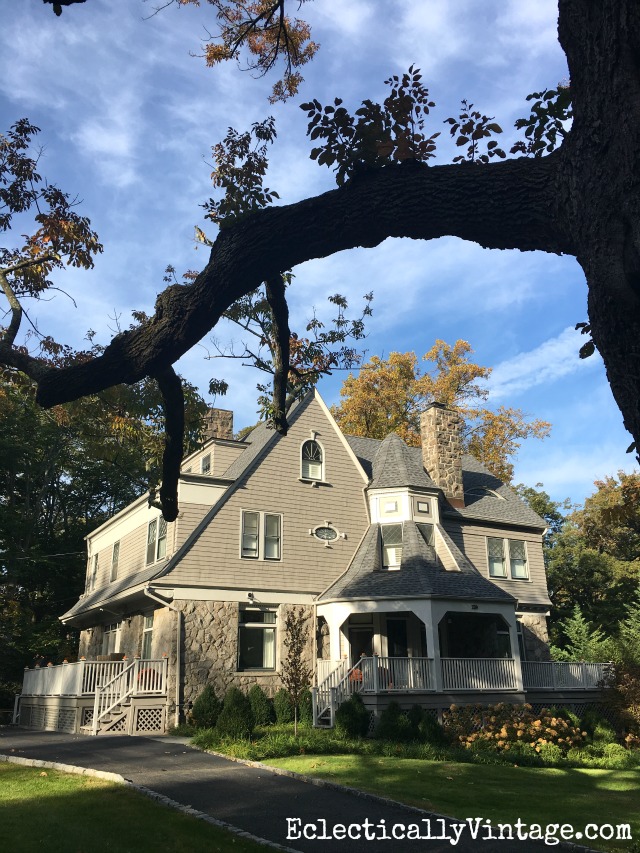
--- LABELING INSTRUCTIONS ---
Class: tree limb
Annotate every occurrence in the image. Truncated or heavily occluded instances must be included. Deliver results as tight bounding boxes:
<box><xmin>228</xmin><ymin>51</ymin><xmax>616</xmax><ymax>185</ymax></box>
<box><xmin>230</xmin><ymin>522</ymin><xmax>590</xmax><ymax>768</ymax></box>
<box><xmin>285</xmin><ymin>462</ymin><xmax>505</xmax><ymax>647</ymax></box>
<box><xmin>265</xmin><ymin>274</ymin><xmax>290</xmax><ymax>434</ymax></box>
<box><xmin>151</xmin><ymin>365</ymin><xmax>184</xmax><ymax>522</ymax></box>
<box><xmin>30</xmin><ymin>154</ymin><xmax>571</xmax><ymax>410</ymax></box>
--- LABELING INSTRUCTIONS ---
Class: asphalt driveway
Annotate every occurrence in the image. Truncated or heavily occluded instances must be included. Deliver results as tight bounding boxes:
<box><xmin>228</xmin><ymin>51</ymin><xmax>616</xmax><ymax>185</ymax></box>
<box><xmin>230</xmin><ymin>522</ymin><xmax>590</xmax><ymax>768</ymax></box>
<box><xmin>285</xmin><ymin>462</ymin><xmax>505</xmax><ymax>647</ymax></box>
<box><xmin>0</xmin><ymin>727</ymin><xmax>587</xmax><ymax>852</ymax></box>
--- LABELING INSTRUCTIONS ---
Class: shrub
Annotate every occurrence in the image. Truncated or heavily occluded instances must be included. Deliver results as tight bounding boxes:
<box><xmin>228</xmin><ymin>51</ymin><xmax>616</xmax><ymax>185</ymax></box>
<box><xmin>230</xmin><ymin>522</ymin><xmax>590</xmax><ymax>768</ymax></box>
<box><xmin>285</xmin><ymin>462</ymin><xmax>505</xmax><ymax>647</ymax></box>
<box><xmin>335</xmin><ymin>694</ymin><xmax>369</xmax><ymax>738</ymax></box>
<box><xmin>189</xmin><ymin>684</ymin><xmax>222</xmax><ymax>730</ymax></box>
<box><xmin>417</xmin><ymin>710</ymin><xmax>449</xmax><ymax>745</ymax></box>
<box><xmin>248</xmin><ymin>684</ymin><xmax>274</xmax><ymax>726</ymax></box>
<box><xmin>274</xmin><ymin>687</ymin><xmax>294</xmax><ymax>724</ymax></box>
<box><xmin>374</xmin><ymin>701</ymin><xmax>415</xmax><ymax>742</ymax></box>
<box><xmin>298</xmin><ymin>687</ymin><xmax>313</xmax><ymax>726</ymax></box>
<box><xmin>216</xmin><ymin>687</ymin><xmax>255</xmax><ymax>739</ymax></box>
<box><xmin>442</xmin><ymin>702</ymin><xmax>585</xmax><ymax>754</ymax></box>
<box><xmin>538</xmin><ymin>742</ymin><xmax>564</xmax><ymax>764</ymax></box>
<box><xmin>602</xmin><ymin>742</ymin><xmax>636</xmax><ymax>768</ymax></box>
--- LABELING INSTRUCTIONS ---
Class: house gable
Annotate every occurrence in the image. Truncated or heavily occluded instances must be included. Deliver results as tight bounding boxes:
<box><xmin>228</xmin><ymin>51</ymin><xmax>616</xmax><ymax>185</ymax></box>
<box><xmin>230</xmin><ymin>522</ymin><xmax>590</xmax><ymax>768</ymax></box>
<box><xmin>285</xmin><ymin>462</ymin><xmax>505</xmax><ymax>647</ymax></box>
<box><xmin>157</xmin><ymin>391</ymin><xmax>371</xmax><ymax>595</ymax></box>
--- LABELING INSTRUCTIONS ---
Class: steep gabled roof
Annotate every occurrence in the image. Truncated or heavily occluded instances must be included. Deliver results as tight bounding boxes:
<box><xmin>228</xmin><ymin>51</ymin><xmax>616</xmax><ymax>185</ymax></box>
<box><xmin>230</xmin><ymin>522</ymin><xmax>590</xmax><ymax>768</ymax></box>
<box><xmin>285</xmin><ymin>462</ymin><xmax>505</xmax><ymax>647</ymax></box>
<box><xmin>317</xmin><ymin>520</ymin><xmax>514</xmax><ymax>603</ymax></box>
<box><xmin>369</xmin><ymin>433</ymin><xmax>436</xmax><ymax>490</ymax></box>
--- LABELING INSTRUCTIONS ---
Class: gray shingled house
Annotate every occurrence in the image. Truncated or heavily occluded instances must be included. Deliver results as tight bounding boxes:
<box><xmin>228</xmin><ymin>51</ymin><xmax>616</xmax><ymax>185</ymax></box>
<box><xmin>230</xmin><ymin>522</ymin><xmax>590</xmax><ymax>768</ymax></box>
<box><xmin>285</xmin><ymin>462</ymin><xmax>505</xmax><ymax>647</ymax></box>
<box><xmin>16</xmin><ymin>391</ymin><xmax>608</xmax><ymax>735</ymax></box>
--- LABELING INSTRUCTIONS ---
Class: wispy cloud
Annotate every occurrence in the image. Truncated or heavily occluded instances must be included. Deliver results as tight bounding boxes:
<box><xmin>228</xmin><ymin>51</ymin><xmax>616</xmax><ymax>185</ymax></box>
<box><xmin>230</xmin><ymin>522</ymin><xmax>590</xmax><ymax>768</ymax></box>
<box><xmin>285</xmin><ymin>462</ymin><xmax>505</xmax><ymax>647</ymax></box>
<box><xmin>488</xmin><ymin>326</ymin><xmax>597</xmax><ymax>401</ymax></box>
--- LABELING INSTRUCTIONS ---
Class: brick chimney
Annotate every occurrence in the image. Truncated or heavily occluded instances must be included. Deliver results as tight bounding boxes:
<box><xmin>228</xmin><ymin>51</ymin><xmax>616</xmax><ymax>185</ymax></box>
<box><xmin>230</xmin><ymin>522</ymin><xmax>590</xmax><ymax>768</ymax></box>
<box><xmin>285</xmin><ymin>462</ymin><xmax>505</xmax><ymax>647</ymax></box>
<box><xmin>202</xmin><ymin>408</ymin><xmax>234</xmax><ymax>441</ymax></box>
<box><xmin>420</xmin><ymin>403</ymin><xmax>464</xmax><ymax>507</ymax></box>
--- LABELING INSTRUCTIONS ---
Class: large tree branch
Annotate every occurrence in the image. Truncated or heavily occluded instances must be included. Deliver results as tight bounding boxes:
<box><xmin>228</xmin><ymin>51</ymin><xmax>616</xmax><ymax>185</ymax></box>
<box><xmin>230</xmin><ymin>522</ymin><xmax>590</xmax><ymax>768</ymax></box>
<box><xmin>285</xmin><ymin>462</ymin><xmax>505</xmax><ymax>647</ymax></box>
<box><xmin>265</xmin><ymin>274</ymin><xmax>290</xmax><ymax>434</ymax></box>
<box><xmin>152</xmin><ymin>365</ymin><xmax>184</xmax><ymax>522</ymax></box>
<box><xmin>31</xmin><ymin>155</ymin><xmax>571</xmax><ymax>409</ymax></box>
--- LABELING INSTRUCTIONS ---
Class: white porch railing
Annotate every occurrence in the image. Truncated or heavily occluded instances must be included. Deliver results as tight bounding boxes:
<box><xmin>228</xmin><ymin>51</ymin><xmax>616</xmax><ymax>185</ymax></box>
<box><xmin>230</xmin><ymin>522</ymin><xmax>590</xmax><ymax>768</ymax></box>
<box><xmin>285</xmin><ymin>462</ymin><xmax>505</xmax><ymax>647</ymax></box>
<box><xmin>20</xmin><ymin>659</ymin><xmax>167</xmax><ymax>699</ymax></box>
<box><xmin>440</xmin><ymin>657</ymin><xmax>519</xmax><ymax>691</ymax></box>
<box><xmin>359</xmin><ymin>657</ymin><xmax>434</xmax><ymax>692</ymax></box>
<box><xmin>522</xmin><ymin>661</ymin><xmax>612</xmax><ymax>690</ymax></box>
<box><xmin>92</xmin><ymin>658</ymin><xmax>168</xmax><ymax>735</ymax></box>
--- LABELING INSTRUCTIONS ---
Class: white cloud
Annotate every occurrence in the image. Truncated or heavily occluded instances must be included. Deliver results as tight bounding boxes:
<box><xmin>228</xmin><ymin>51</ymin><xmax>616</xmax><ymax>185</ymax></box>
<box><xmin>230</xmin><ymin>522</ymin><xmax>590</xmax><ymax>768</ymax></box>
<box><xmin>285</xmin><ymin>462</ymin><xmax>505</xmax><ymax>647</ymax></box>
<box><xmin>487</xmin><ymin>326</ymin><xmax>597</xmax><ymax>400</ymax></box>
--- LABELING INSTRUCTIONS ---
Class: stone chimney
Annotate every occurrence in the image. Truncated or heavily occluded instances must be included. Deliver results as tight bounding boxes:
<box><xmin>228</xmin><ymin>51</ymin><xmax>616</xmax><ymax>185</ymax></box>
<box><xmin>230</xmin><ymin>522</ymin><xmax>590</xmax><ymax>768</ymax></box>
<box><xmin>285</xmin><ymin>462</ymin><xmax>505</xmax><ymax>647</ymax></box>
<box><xmin>420</xmin><ymin>403</ymin><xmax>464</xmax><ymax>507</ymax></box>
<box><xmin>202</xmin><ymin>408</ymin><xmax>234</xmax><ymax>441</ymax></box>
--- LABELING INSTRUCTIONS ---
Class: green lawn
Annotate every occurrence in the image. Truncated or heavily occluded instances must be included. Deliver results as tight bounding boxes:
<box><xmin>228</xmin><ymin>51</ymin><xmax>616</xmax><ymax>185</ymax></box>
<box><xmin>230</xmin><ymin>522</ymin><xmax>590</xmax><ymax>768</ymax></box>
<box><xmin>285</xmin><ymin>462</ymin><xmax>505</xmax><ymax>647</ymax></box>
<box><xmin>0</xmin><ymin>763</ymin><xmax>267</xmax><ymax>853</ymax></box>
<box><xmin>268</xmin><ymin>754</ymin><xmax>639</xmax><ymax>852</ymax></box>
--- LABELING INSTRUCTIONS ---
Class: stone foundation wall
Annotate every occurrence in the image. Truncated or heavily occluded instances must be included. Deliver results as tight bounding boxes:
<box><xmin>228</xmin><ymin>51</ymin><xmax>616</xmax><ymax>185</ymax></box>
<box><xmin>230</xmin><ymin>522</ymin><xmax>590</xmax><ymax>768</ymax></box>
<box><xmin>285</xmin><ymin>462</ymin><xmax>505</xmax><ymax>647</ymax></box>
<box><xmin>519</xmin><ymin>613</ymin><xmax>550</xmax><ymax>661</ymax></box>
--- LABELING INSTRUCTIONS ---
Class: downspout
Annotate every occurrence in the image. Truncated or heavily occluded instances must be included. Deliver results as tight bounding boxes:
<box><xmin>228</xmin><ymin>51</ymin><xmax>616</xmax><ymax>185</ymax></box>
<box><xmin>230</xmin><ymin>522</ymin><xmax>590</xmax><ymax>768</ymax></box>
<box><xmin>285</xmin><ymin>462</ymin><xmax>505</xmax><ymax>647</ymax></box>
<box><xmin>144</xmin><ymin>586</ymin><xmax>182</xmax><ymax>728</ymax></box>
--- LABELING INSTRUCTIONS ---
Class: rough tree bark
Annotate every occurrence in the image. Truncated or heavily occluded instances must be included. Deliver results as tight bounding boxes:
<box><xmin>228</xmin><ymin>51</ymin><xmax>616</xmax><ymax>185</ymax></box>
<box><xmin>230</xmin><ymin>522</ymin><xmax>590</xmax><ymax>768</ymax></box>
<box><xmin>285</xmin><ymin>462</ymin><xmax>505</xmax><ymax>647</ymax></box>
<box><xmin>6</xmin><ymin>0</ymin><xmax>640</xmax><ymax>517</ymax></box>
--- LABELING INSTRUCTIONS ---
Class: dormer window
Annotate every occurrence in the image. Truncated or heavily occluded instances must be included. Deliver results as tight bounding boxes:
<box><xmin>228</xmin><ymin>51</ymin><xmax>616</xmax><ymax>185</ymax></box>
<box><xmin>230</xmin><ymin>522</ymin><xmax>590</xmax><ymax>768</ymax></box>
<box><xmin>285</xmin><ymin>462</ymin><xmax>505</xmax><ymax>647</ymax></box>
<box><xmin>201</xmin><ymin>453</ymin><xmax>211</xmax><ymax>475</ymax></box>
<box><xmin>381</xmin><ymin>523</ymin><xmax>403</xmax><ymax>570</ymax></box>
<box><xmin>301</xmin><ymin>440</ymin><xmax>323</xmax><ymax>481</ymax></box>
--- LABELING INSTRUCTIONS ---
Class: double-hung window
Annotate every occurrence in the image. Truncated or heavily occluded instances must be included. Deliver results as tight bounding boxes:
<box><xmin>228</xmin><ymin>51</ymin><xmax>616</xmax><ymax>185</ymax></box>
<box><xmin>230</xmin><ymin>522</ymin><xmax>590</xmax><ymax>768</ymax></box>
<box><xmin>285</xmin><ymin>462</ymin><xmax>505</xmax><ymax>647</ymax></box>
<box><xmin>238</xmin><ymin>608</ymin><xmax>277</xmax><ymax>670</ymax></box>
<box><xmin>381</xmin><ymin>523</ymin><xmax>403</xmax><ymax>570</ymax></box>
<box><xmin>102</xmin><ymin>622</ymin><xmax>121</xmax><ymax>656</ymax></box>
<box><xmin>241</xmin><ymin>511</ymin><xmax>281</xmax><ymax>560</ymax></box>
<box><xmin>87</xmin><ymin>554</ymin><xmax>98</xmax><ymax>592</ymax></box>
<box><xmin>141</xmin><ymin>613</ymin><xmax>154</xmax><ymax>659</ymax></box>
<box><xmin>147</xmin><ymin>517</ymin><xmax>168</xmax><ymax>564</ymax></box>
<box><xmin>487</xmin><ymin>537</ymin><xmax>528</xmax><ymax>579</ymax></box>
<box><xmin>201</xmin><ymin>453</ymin><xmax>211</xmax><ymax>475</ymax></box>
<box><xmin>110</xmin><ymin>541</ymin><xmax>120</xmax><ymax>582</ymax></box>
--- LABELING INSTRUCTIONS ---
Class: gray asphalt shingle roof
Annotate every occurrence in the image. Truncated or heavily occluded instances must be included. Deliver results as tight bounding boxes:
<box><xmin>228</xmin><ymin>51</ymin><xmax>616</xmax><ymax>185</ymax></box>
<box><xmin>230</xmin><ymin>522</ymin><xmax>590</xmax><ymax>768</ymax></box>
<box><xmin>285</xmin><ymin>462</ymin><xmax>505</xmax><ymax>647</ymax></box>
<box><xmin>369</xmin><ymin>433</ymin><xmax>436</xmax><ymax>490</ymax></box>
<box><xmin>60</xmin><ymin>561</ymin><xmax>168</xmax><ymax>620</ymax></box>
<box><xmin>347</xmin><ymin>435</ymin><xmax>545</xmax><ymax>530</ymax></box>
<box><xmin>318</xmin><ymin>521</ymin><xmax>514</xmax><ymax>603</ymax></box>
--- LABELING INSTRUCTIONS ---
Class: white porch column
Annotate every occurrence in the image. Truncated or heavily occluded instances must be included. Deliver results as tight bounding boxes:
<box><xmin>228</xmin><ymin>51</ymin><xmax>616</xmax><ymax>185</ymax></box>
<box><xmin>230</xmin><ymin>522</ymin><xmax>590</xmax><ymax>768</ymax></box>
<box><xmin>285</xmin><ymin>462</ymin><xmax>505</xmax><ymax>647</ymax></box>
<box><xmin>406</xmin><ymin>600</ymin><xmax>442</xmax><ymax>692</ymax></box>
<box><xmin>317</xmin><ymin>604</ymin><xmax>352</xmax><ymax>664</ymax></box>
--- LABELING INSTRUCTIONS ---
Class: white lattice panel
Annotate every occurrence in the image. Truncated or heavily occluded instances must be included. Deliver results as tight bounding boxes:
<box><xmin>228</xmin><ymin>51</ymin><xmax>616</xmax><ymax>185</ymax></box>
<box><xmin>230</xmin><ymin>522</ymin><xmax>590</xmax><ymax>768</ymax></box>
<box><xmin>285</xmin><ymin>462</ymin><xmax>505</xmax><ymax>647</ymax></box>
<box><xmin>135</xmin><ymin>707</ymin><xmax>164</xmax><ymax>733</ymax></box>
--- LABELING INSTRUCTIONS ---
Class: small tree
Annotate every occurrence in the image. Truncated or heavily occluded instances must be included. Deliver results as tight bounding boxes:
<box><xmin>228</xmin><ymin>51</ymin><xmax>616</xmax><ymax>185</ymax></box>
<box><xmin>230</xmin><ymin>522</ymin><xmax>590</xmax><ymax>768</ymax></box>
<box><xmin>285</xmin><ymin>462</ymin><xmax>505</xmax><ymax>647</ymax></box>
<box><xmin>280</xmin><ymin>607</ymin><xmax>312</xmax><ymax>736</ymax></box>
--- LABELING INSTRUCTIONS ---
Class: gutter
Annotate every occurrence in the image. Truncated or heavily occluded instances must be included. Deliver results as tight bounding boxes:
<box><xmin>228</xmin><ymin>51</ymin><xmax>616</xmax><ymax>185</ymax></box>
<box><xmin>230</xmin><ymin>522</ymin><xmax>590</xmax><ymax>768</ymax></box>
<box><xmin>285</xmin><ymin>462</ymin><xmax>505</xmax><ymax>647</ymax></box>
<box><xmin>144</xmin><ymin>586</ymin><xmax>182</xmax><ymax>729</ymax></box>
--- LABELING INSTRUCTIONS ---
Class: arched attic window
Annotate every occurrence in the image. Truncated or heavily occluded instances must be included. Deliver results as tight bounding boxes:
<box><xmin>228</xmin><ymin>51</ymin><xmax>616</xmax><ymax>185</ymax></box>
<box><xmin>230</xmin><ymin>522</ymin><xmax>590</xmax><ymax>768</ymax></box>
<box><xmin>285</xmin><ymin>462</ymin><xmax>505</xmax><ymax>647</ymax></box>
<box><xmin>301</xmin><ymin>439</ymin><xmax>323</xmax><ymax>481</ymax></box>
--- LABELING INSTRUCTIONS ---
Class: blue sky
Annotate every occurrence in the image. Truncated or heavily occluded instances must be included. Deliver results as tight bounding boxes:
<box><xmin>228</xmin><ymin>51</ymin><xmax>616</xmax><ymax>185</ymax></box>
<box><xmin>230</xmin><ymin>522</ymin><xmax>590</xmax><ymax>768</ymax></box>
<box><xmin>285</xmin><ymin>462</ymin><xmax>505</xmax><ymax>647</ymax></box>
<box><xmin>0</xmin><ymin>0</ymin><xmax>636</xmax><ymax>507</ymax></box>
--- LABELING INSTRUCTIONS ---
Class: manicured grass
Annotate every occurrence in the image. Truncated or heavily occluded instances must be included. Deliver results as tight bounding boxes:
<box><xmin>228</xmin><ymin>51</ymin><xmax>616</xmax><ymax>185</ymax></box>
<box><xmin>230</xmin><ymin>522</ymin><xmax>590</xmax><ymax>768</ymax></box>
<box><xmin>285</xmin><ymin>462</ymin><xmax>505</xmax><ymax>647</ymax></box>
<box><xmin>0</xmin><ymin>763</ymin><xmax>267</xmax><ymax>853</ymax></box>
<box><xmin>267</xmin><ymin>754</ymin><xmax>639</xmax><ymax>853</ymax></box>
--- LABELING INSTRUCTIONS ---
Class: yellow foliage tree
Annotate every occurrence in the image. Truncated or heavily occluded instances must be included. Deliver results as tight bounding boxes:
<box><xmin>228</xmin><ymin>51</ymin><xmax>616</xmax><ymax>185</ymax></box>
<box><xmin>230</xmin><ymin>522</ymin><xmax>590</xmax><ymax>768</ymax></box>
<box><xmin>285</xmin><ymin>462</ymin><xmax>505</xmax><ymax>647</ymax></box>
<box><xmin>332</xmin><ymin>340</ymin><xmax>550</xmax><ymax>483</ymax></box>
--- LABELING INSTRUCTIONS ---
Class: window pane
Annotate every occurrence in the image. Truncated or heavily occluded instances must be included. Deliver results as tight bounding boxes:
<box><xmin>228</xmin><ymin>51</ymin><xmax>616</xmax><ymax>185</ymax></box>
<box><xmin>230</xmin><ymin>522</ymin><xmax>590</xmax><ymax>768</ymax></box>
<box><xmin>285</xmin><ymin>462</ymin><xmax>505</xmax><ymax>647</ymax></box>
<box><xmin>509</xmin><ymin>540</ymin><xmax>528</xmax><ymax>578</ymax></box>
<box><xmin>242</xmin><ymin>511</ymin><xmax>259</xmax><ymax>557</ymax></box>
<box><xmin>147</xmin><ymin>520</ymin><xmax>157</xmax><ymax>564</ymax></box>
<box><xmin>381</xmin><ymin>524</ymin><xmax>403</xmax><ymax>546</ymax></box>
<box><xmin>301</xmin><ymin>440</ymin><xmax>322</xmax><ymax>479</ymax></box>
<box><xmin>238</xmin><ymin>625</ymin><xmax>276</xmax><ymax>669</ymax></box>
<box><xmin>487</xmin><ymin>537</ymin><xmax>506</xmax><ymax>577</ymax></box>
<box><xmin>201</xmin><ymin>453</ymin><xmax>211</xmax><ymax>475</ymax></box>
<box><xmin>157</xmin><ymin>517</ymin><xmax>168</xmax><ymax>560</ymax></box>
<box><xmin>264</xmin><ymin>514</ymin><xmax>281</xmax><ymax>560</ymax></box>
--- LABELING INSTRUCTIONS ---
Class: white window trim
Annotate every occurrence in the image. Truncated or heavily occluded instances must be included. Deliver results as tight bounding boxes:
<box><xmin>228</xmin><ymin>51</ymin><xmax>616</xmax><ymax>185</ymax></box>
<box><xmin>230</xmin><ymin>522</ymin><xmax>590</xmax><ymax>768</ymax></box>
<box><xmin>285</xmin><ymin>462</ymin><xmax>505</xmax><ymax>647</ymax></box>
<box><xmin>147</xmin><ymin>516</ymin><xmax>168</xmax><ymax>565</ymax></box>
<box><xmin>486</xmin><ymin>536</ymin><xmax>529</xmax><ymax>580</ymax></box>
<box><xmin>381</xmin><ymin>523</ymin><xmax>403</xmax><ymax>571</ymax></box>
<box><xmin>102</xmin><ymin>621</ymin><xmax>122</xmax><ymax>656</ymax></box>
<box><xmin>237</xmin><ymin>606</ymin><xmax>278</xmax><ymax>671</ymax></box>
<box><xmin>141</xmin><ymin>613</ymin><xmax>154</xmax><ymax>659</ymax></box>
<box><xmin>110</xmin><ymin>541</ymin><xmax>120</xmax><ymax>583</ymax></box>
<box><xmin>88</xmin><ymin>554</ymin><xmax>98</xmax><ymax>592</ymax></box>
<box><xmin>299</xmin><ymin>438</ymin><xmax>325</xmax><ymax>482</ymax></box>
<box><xmin>240</xmin><ymin>510</ymin><xmax>283</xmax><ymax>561</ymax></box>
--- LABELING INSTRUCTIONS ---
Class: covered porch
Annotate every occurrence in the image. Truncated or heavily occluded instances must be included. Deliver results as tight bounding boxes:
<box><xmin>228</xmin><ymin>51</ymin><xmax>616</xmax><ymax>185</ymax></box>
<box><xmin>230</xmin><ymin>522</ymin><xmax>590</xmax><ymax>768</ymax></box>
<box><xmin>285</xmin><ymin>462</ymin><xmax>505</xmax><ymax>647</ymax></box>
<box><xmin>15</xmin><ymin>658</ymin><xmax>169</xmax><ymax>736</ymax></box>
<box><xmin>313</xmin><ymin>599</ymin><xmax>610</xmax><ymax>726</ymax></box>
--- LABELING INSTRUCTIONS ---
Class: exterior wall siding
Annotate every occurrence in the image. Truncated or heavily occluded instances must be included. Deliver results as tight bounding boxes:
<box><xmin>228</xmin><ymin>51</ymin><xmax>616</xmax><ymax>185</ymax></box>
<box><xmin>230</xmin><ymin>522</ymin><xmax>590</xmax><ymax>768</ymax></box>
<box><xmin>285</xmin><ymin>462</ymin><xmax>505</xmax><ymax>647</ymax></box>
<box><xmin>442</xmin><ymin>519</ymin><xmax>550</xmax><ymax>606</ymax></box>
<box><xmin>165</xmin><ymin>398</ymin><xmax>370</xmax><ymax>594</ymax></box>
<box><xmin>86</xmin><ymin>514</ymin><xmax>179</xmax><ymax>592</ymax></box>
